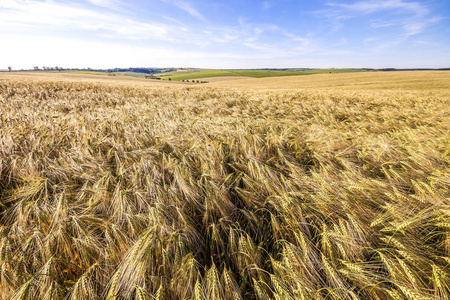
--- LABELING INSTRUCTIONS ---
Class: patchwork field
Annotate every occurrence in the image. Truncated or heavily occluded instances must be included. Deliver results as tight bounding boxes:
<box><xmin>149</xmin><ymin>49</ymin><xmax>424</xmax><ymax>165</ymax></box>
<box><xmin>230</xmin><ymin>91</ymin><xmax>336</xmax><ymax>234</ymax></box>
<box><xmin>0</xmin><ymin>71</ymin><xmax>449</xmax><ymax>299</ymax></box>
<box><xmin>207</xmin><ymin>70</ymin><xmax>450</xmax><ymax>91</ymax></box>
<box><xmin>159</xmin><ymin>68</ymin><xmax>368</xmax><ymax>81</ymax></box>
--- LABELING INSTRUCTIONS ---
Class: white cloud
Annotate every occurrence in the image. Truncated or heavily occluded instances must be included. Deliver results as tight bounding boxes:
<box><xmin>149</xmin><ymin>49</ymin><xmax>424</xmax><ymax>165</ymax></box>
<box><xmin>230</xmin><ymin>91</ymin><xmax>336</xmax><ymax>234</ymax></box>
<box><xmin>324</xmin><ymin>0</ymin><xmax>441</xmax><ymax>36</ymax></box>
<box><xmin>86</xmin><ymin>0</ymin><xmax>123</xmax><ymax>10</ymax></box>
<box><xmin>0</xmin><ymin>0</ymin><xmax>313</xmax><ymax>56</ymax></box>
<box><xmin>402</xmin><ymin>16</ymin><xmax>442</xmax><ymax>36</ymax></box>
<box><xmin>2</xmin><ymin>0</ymin><xmax>443</xmax><ymax>69</ymax></box>
<box><xmin>328</xmin><ymin>0</ymin><xmax>429</xmax><ymax>16</ymax></box>
<box><xmin>160</xmin><ymin>0</ymin><xmax>204</xmax><ymax>20</ymax></box>
<box><xmin>0</xmin><ymin>32</ymin><xmax>321</xmax><ymax>70</ymax></box>
<box><xmin>0</xmin><ymin>34</ymin><xmax>245</xmax><ymax>69</ymax></box>
<box><xmin>0</xmin><ymin>0</ymin><xmax>169</xmax><ymax>40</ymax></box>
<box><xmin>0</xmin><ymin>1</ymin><xmax>318</xmax><ymax>69</ymax></box>
<box><xmin>262</xmin><ymin>1</ymin><xmax>272</xmax><ymax>11</ymax></box>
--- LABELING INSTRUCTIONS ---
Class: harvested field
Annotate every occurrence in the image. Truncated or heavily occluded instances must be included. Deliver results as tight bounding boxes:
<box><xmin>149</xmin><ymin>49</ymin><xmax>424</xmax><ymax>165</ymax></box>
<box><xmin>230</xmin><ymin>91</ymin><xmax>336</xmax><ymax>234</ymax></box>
<box><xmin>207</xmin><ymin>71</ymin><xmax>450</xmax><ymax>92</ymax></box>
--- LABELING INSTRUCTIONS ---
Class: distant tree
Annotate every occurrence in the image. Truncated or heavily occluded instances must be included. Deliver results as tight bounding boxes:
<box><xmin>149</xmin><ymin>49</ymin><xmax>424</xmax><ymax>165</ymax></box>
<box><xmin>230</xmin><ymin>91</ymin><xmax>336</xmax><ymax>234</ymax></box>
<box><xmin>8</xmin><ymin>66</ymin><xmax>12</xmax><ymax>72</ymax></box>
<box><xmin>34</xmin><ymin>66</ymin><xmax>39</xmax><ymax>71</ymax></box>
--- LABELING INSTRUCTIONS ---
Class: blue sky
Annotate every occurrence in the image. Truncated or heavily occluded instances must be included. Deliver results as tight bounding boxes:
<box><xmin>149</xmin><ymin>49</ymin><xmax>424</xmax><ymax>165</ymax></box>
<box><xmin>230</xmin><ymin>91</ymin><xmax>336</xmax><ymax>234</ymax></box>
<box><xmin>1</xmin><ymin>0</ymin><xmax>449</xmax><ymax>69</ymax></box>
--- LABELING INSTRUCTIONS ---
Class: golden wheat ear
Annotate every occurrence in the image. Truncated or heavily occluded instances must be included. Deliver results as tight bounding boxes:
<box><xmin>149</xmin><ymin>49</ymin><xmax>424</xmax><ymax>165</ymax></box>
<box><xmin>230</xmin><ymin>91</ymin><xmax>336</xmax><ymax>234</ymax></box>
<box><xmin>1</xmin><ymin>73</ymin><xmax>449</xmax><ymax>299</ymax></box>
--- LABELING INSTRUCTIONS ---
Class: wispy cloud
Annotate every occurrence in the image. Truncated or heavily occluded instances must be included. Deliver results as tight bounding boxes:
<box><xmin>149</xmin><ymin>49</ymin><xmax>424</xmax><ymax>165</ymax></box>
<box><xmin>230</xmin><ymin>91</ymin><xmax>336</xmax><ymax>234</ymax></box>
<box><xmin>0</xmin><ymin>0</ymin><xmax>314</xmax><ymax>61</ymax></box>
<box><xmin>1</xmin><ymin>0</ymin><xmax>447</xmax><ymax>69</ymax></box>
<box><xmin>262</xmin><ymin>1</ymin><xmax>272</xmax><ymax>11</ymax></box>
<box><xmin>327</xmin><ymin>0</ymin><xmax>429</xmax><ymax>16</ymax></box>
<box><xmin>401</xmin><ymin>16</ymin><xmax>442</xmax><ymax>36</ymax></box>
<box><xmin>85</xmin><ymin>0</ymin><xmax>123</xmax><ymax>10</ymax></box>
<box><xmin>0</xmin><ymin>0</ymin><xmax>169</xmax><ymax>40</ymax></box>
<box><xmin>160</xmin><ymin>0</ymin><xmax>204</xmax><ymax>20</ymax></box>
<box><xmin>324</xmin><ymin>0</ymin><xmax>441</xmax><ymax>36</ymax></box>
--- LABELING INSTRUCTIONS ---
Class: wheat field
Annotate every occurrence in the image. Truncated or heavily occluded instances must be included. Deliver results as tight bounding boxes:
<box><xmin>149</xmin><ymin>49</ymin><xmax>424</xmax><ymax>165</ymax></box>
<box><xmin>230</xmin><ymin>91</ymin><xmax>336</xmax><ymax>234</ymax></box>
<box><xmin>0</xmin><ymin>72</ymin><xmax>449</xmax><ymax>299</ymax></box>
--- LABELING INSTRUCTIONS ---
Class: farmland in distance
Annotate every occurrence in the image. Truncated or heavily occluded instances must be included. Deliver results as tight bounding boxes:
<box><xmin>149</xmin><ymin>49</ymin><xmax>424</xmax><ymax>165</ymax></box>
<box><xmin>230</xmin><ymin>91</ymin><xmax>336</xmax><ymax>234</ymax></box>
<box><xmin>0</xmin><ymin>71</ymin><xmax>449</xmax><ymax>299</ymax></box>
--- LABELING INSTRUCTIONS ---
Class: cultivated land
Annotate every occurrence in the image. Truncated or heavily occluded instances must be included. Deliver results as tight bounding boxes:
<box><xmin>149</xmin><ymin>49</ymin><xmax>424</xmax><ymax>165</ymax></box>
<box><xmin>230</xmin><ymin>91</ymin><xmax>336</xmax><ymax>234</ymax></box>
<box><xmin>0</xmin><ymin>71</ymin><xmax>449</xmax><ymax>299</ymax></box>
<box><xmin>159</xmin><ymin>68</ymin><xmax>368</xmax><ymax>81</ymax></box>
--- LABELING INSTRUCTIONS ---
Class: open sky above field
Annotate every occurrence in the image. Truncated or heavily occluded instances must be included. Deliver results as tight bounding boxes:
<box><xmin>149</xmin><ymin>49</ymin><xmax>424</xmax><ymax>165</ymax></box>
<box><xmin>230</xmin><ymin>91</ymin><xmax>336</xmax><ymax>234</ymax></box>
<box><xmin>1</xmin><ymin>0</ymin><xmax>450</xmax><ymax>69</ymax></box>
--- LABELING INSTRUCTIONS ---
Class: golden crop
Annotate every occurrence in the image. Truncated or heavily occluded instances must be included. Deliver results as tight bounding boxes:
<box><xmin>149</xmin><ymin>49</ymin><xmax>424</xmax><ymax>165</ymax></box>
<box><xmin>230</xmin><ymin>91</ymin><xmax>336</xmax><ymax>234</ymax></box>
<box><xmin>0</xmin><ymin>72</ymin><xmax>449</xmax><ymax>299</ymax></box>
